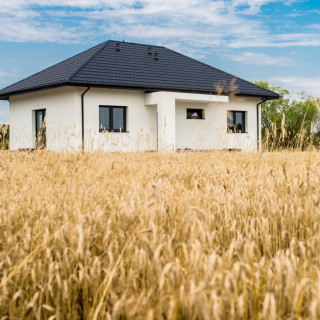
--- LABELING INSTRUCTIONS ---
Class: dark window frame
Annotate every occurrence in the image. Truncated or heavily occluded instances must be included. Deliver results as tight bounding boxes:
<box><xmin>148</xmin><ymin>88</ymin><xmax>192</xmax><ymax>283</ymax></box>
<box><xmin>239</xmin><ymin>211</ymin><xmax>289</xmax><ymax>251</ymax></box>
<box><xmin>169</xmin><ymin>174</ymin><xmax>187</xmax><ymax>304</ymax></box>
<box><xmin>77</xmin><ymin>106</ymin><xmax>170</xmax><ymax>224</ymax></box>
<box><xmin>35</xmin><ymin>109</ymin><xmax>46</xmax><ymax>149</ymax></box>
<box><xmin>99</xmin><ymin>105</ymin><xmax>127</xmax><ymax>132</ymax></box>
<box><xmin>186</xmin><ymin>108</ymin><xmax>205</xmax><ymax>120</ymax></box>
<box><xmin>227</xmin><ymin>110</ymin><xmax>247</xmax><ymax>133</ymax></box>
<box><xmin>35</xmin><ymin>109</ymin><xmax>46</xmax><ymax>137</ymax></box>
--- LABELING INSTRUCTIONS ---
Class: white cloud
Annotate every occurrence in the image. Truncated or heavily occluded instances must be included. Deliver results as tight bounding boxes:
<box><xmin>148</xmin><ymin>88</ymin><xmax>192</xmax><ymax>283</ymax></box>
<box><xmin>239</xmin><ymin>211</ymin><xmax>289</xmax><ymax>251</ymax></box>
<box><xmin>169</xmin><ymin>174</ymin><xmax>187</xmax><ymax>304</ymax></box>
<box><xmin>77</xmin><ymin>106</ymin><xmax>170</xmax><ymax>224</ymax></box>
<box><xmin>0</xmin><ymin>70</ymin><xmax>18</xmax><ymax>88</ymax></box>
<box><xmin>0</xmin><ymin>13</ymin><xmax>87</xmax><ymax>43</ymax></box>
<box><xmin>308</xmin><ymin>24</ymin><xmax>320</xmax><ymax>30</ymax></box>
<box><xmin>0</xmin><ymin>0</ymin><xmax>317</xmax><ymax>52</ymax></box>
<box><xmin>227</xmin><ymin>52</ymin><xmax>293</xmax><ymax>66</ymax></box>
<box><xmin>0</xmin><ymin>71</ymin><xmax>11</xmax><ymax>78</ymax></box>
<box><xmin>270</xmin><ymin>76</ymin><xmax>320</xmax><ymax>98</ymax></box>
<box><xmin>0</xmin><ymin>69</ymin><xmax>20</xmax><ymax>89</ymax></box>
<box><xmin>230</xmin><ymin>0</ymin><xmax>279</xmax><ymax>14</ymax></box>
<box><xmin>229</xmin><ymin>33</ymin><xmax>320</xmax><ymax>48</ymax></box>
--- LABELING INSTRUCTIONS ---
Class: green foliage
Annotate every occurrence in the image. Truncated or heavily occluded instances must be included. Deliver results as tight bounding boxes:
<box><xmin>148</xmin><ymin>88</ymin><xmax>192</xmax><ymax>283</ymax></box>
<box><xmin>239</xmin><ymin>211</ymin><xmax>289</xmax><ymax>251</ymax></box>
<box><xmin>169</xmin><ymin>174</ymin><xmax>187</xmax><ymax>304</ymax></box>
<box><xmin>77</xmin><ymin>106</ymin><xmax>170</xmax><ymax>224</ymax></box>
<box><xmin>0</xmin><ymin>124</ymin><xmax>9</xmax><ymax>150</ymax></box>
<box><xmin>254</xmin><ymin>80</ymin><xmax>320</xmax><ymax>150</ymax></box>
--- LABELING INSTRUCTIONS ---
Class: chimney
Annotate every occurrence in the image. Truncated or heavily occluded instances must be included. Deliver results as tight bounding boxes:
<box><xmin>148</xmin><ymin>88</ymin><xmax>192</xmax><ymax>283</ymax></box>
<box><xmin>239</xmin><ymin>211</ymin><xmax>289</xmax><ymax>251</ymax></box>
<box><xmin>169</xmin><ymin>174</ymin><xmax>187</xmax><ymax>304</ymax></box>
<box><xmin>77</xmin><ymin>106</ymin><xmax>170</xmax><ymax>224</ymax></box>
<box><xmin>154</xmin><ymin>53</ymin><xmax>158</xmax><ymax>60</ymax></box>
<box><xmin>116</xmin><ymin>42</ymin><xmax>120</xmax><ymax>51</ymax></box>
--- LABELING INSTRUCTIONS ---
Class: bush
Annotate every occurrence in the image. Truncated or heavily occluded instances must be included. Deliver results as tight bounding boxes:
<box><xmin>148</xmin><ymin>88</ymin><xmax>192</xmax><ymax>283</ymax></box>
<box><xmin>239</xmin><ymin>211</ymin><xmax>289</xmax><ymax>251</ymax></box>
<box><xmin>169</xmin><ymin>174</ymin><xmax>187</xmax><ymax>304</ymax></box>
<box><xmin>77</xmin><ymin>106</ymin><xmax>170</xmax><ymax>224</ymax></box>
<box><xmin>254</xmin><ymin>81</ymin><xmax>320</xmax><ymax>150</ymax></box>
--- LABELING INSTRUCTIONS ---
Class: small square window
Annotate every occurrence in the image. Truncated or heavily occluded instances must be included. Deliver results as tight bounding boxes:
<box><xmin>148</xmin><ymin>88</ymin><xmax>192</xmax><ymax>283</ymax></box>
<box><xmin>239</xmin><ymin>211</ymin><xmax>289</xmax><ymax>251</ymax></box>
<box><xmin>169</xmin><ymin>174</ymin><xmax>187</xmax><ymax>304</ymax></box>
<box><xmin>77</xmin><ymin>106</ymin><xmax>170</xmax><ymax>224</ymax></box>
<box><xmin>187</xmin><ymin>108</ymin><xmax>204</xmax><ymax>119</ymax></box>
<box><xmin>227</xmin><ymin>111</ymin><xmax>246</xmax><ymax>133</ymax></box>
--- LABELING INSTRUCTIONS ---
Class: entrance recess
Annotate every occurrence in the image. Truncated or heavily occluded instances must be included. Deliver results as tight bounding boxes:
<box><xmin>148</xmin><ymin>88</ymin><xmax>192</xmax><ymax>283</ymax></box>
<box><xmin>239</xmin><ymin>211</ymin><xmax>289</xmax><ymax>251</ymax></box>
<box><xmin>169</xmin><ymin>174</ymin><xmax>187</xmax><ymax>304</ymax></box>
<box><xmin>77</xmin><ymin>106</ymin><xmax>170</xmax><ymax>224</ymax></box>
<box><xmin>35</xmin><ymin>109</ymin><xmax>46</xmax><ymax>149</ymax></box>
<box><xmin>144</xmin><ymin>91</ymin><xmax>228</xmax><ymax>152</ymax></box>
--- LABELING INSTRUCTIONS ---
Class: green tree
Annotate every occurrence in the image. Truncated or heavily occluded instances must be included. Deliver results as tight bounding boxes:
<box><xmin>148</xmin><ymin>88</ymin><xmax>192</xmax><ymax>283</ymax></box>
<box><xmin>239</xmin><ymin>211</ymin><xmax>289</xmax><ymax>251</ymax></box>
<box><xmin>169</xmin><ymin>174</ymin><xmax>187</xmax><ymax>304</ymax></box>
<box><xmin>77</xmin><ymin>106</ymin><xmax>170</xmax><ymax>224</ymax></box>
<box><xmin>254</xmin><ymin>80</ymin><xmax>320</xmax><ymax>149</ymax></box>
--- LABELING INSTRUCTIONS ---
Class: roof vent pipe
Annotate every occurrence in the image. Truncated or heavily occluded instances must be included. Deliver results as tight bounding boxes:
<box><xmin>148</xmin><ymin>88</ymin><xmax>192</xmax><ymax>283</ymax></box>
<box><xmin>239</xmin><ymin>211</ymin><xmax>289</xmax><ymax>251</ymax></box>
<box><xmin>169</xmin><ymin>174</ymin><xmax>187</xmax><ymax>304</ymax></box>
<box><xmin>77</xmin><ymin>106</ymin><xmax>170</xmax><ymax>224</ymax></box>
<box><xmin>154</xmin><ymin>53</ymin><xmax>158</xmax><ymax>60</ymax></box>
<box><xmin>116</xmin><ymin>42</ymin><xmax>120</xmax><ymax>51</ymax></box>
<box><xmin>148</xmin><ymin>47</ymin><xmax>152</xmax><ymax>55</ymax></box>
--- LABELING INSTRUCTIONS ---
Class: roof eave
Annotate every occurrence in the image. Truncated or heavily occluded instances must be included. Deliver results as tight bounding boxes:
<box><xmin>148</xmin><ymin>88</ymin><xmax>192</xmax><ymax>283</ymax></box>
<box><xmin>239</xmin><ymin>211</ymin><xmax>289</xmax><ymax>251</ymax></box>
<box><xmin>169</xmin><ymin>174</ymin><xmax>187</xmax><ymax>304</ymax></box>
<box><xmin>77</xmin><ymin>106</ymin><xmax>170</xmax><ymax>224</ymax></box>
<box><xmin>67</xmin><ymin>81</ymin><xmax>278</xmax><ymax>98</ymax></box>
<box><xmin>0</xmin><ymin>83</ymin><xmax>68</xmax><ymax>99</ymax></box>
<box><xmin>0</xmin><ymin>81</ymin><xmax>280</xmax><ymax>100</ymax></box>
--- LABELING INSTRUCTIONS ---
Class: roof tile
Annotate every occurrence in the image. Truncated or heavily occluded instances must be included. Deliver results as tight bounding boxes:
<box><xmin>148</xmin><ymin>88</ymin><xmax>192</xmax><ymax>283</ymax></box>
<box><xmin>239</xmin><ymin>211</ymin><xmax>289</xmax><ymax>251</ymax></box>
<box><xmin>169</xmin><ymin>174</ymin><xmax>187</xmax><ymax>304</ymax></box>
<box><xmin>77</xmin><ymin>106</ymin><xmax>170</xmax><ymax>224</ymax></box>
<box><xmin>0</xmin><ymin>40</ymin><xmax>279</xmax><ymax>99</ymax></box>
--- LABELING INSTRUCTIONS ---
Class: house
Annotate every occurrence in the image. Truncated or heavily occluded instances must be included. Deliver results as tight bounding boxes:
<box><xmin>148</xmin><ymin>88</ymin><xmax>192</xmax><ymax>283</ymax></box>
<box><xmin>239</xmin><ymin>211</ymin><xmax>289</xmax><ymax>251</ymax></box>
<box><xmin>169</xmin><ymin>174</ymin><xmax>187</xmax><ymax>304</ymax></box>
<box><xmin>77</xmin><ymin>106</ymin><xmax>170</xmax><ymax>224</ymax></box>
<box><xmin>0</xmin><ymin>40</ymin><xmax>279</xmax><ymax>152</ymax></box>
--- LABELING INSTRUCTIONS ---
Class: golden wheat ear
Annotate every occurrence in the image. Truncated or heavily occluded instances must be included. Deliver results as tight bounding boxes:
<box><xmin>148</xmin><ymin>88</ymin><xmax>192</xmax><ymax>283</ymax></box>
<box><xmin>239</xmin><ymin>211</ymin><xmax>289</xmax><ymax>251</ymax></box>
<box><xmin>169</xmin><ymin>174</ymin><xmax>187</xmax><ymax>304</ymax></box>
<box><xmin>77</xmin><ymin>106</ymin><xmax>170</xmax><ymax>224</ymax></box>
<box><xmin>316</xmin><ymin>98</ymin><xmax>320</xmax><ymax>112</ymax></box>
<box><xmin>1</xmin><ymin>151</ymin><xmax>320</xmax><ymax>319</ymax></box>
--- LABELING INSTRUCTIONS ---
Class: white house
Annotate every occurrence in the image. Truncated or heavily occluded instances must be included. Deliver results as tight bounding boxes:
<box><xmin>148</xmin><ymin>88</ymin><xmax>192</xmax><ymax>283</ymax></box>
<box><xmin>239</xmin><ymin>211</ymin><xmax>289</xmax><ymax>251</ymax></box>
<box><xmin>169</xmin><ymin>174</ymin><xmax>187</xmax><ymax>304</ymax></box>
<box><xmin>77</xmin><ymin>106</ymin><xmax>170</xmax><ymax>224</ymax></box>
<box><xmin>0</xmin><ymin>40</ymin><xmax>279</xmax><ymax>152</ymax></box>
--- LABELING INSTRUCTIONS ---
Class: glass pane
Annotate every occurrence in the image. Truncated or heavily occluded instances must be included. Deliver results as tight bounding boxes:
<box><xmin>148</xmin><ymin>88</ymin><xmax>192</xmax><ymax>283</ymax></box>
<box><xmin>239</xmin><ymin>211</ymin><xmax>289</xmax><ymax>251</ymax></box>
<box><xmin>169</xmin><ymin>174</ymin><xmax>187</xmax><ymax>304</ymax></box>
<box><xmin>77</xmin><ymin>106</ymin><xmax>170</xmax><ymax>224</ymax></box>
<box><xmin>113</xmin><ymin>108</ymin><xmax>125</xmax><ymax>131</ymax></box>
<box><xmin>36</xmin><ymin>110</ymin><xmax>46</xmax><ymax>149</ymax></box>
<box><xmin>227</xmin><ymin>111</ymin><xmax>235</xmax><ymax>132</ymax></box>
<box><xmin>227</xmin><ymin>111</ymin><xmax>233</xmax><ymax>124</ymax></box>
<box><xmin>235</xmin><ymin>112</ymin><xmax>244</xmax><ymax>132</ymax></box>
<box><xmin>235</xmin><ymin>112</ymin><xmax>242</xmax><ymax>124</ymax></box>
<box><xmin>99</xmin><ymin>107</ymin><xmax>110</xmax><ymax>130</ymax></box>
<box><xmin>37</xmin><ymin>112</ymin><xmax>43</xmax><ymax>130</ymax></box>
<box><xmin>187</xmin><ymin>109</ymin><xmax>202</xmax><ymax>119</ymax></box>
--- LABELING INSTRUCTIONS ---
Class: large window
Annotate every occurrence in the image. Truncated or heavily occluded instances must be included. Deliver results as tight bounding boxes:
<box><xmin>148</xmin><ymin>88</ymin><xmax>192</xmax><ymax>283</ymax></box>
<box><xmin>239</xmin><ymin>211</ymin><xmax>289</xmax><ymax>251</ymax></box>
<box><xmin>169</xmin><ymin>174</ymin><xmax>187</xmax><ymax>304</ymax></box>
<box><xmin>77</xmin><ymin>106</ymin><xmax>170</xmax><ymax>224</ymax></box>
<box><xmin>227</xmin><ymin>111</ymin><xmax>246</xmax><ymax>133</ymax></box>
<box><xmin>187</xmin><ymin>108</ymin><xmax>204</xmax><ymax>119</ymax></box>
<box><xmin>99</xmin><ymin>106</ymin><xmax>126</xmax><ymax>132</ymax></box>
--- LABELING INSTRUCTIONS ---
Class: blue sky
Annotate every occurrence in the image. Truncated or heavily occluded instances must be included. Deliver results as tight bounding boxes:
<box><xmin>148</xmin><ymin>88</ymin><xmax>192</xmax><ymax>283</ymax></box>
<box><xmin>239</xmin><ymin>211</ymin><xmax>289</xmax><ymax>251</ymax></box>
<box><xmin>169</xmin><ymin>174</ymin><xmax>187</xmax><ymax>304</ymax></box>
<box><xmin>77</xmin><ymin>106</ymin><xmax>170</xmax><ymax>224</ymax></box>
<box><xmin>0</xmin><ymin>0</ymin><xmax>319</xmax><ymax>123</ymax></box>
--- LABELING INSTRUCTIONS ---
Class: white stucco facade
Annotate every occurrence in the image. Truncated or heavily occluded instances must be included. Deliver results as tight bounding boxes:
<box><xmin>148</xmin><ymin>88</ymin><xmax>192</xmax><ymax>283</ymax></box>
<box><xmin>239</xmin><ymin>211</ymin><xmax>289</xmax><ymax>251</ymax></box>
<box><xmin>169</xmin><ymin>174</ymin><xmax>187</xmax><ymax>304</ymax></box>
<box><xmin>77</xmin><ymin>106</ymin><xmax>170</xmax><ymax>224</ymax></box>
<box><xmin>9</xmin><ymin>86</ymin><xmax>262</xmax><ymax>152</ymax></box>
<box><xmin>175</xmin><ymin>96</ymin><xmax>261</xmax><ymax>151</ymax></box>
<box><xmin>10</xmin><ymin>87</ymin><xmax>81</xmax><ymax>151</ymax></box>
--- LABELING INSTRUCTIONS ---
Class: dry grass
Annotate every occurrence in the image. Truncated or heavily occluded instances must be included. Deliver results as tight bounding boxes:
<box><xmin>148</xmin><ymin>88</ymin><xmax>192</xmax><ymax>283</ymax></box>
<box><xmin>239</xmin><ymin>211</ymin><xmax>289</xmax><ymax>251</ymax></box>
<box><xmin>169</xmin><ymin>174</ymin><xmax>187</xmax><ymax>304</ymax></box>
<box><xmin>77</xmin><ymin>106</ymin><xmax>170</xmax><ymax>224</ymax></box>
<box><xmin>0</xmin><ymin>125</ymin><xmax>9</xmax><ymax>150</ymax></box>
<box><xmin>0</xmin><ymin>151</ymin><xmax>320</xmax><ymax>319</ymax></box>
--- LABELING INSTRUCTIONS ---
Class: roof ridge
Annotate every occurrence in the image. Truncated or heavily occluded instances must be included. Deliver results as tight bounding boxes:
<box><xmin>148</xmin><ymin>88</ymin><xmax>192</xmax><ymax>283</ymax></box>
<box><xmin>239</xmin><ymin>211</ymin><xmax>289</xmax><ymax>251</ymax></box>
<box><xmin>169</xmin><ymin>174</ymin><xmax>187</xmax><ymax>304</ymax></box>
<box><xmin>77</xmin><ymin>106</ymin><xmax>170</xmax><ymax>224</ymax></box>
<box><xmin>68</xmin><ymin>40</ymin><xmax>109</xmax><ymax>81</ymax></box>
<box><xmin>164</xmin><ymin>47</ymin><xmax>277</xmax><ymax>98</ymax></box>
<box><xmin>108</xmin><ymin>39</ymin><xmax>165</xmax><ymax>49</ymax></box>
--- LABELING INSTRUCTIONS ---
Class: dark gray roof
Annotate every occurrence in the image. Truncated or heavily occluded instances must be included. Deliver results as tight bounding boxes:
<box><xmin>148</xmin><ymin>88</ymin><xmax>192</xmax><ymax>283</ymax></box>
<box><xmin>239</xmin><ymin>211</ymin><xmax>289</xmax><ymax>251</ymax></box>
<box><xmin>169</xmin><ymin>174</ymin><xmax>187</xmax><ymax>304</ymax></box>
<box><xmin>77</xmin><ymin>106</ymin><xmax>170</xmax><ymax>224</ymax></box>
<box><xmin>0</xmin><ymin>40</ymin><xmax>279</xmax><ymax>99</ymax></box>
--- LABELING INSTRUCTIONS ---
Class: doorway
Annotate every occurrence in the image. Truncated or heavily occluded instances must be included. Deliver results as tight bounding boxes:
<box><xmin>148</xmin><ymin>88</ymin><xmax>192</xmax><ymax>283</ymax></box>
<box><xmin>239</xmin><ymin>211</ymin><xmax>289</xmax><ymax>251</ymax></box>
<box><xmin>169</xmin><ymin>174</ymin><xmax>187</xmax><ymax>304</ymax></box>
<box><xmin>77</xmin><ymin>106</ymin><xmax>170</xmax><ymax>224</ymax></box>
<box><xmin>35</xmin><ymin>109</ymin><xmax>46</xmax><ymax>149</ymax></box>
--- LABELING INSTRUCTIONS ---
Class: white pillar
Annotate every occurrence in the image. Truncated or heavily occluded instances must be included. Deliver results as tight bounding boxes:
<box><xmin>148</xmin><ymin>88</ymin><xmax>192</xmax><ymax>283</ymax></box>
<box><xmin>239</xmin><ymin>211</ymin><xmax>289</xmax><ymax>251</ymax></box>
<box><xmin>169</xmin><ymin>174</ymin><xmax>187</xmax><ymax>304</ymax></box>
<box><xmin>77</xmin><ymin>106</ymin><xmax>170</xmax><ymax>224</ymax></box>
<box><xmin>157</xmin><ymin>92</ymin><xmax>175</xmax><ymax>152</ymax></box>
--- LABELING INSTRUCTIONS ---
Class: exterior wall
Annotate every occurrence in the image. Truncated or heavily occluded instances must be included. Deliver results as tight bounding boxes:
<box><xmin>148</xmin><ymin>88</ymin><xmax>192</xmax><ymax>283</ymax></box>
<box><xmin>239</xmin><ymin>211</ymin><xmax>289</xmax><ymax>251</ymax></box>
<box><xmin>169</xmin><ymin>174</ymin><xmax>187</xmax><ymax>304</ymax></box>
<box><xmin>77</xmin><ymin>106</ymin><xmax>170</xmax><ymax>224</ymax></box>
<box><xmin>10</xmin><ymin>87</ymin><xmax>81</xmax><ymax>151</ymax></box>
<box><xmin>10</xmin><ymin>87</ymin><xmax>157</xmax><ymax>152</ymax></box>
<box><xmin>81</xmin><ymin>88</ymin><xmax>157</xmax><ymax>152</ymax></box>
<box><xmin>145</xmin><ymin>91</ymin><xmax>229</xmax><ymax>152</ymax></box>
<box><xmin>175</xmin><ymin>96</ymin><xmax>261</xmax><ymax>151</ymax></box>
<box><xmin>9</xmin><ymin>86</ymin><xmax>260</xmax><ymax>152</ymax></box>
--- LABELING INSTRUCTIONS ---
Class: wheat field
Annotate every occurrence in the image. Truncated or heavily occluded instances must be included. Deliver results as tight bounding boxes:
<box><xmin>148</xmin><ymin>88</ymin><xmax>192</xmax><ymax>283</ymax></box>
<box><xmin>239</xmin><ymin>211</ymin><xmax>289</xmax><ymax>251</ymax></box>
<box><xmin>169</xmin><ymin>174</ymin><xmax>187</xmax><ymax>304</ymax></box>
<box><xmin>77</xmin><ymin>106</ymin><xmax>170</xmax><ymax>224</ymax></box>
<box><xmin>0</xmin><ymin>151</ymin><xmax>320</xmax><ymax>320</ymax></box>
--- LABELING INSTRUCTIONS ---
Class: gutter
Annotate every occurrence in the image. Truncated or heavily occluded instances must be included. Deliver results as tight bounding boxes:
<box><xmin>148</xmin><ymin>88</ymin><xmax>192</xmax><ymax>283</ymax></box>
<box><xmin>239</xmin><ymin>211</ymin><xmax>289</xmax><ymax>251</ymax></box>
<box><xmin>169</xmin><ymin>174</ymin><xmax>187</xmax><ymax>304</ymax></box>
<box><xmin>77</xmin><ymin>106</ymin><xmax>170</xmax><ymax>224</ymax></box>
<box><xmin>81</xmin><ymin>87</ymin><xmax>90</xmax><ymax>151</ymax></box>
<box><xmin>256</xmin><ymin>98</ymin><xmax>268</xmax><ymax>151</ymax></box>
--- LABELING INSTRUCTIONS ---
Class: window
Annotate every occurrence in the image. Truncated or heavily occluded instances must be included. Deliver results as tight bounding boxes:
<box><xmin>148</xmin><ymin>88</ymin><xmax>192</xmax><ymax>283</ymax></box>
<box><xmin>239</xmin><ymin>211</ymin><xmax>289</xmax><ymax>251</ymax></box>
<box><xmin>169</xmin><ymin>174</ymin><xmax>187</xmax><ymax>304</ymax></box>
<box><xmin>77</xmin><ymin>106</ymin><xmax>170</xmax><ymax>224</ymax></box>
<box><xmin>227</xmin><ymin>111</ymin><xmax>246</xmax><ymax>133</ymax></box>
<box><xmin>187</xmin><ymin>108</ymin><xmax>204</xmax><ymax>119</ymax></box>
<box><xmin>35</xmin><ymin>109</ymin><xmax>46</xmax><ymax>149</ymax></box>
<box><xmin>99</xmin><ymin>106</ymin><xmax>126</xmax><ymax>132</ymax></box>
